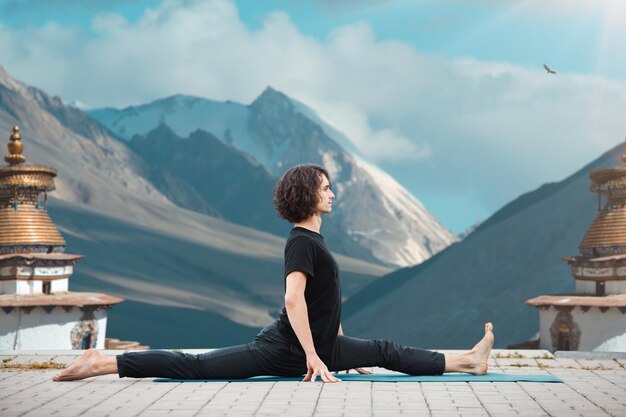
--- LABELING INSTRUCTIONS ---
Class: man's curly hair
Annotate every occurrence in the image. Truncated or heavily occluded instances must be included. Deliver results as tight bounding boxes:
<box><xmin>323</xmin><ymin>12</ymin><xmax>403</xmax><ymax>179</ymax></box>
<box><xmin>273</xmin><ymin>164</ymin><xmax>331</xmax><ymax>223</ymax></box>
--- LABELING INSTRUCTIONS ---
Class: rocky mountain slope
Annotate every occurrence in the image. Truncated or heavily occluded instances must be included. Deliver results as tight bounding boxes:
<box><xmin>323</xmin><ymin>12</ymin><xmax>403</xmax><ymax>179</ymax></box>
<box><xmin>128</xmin><ymin>124</ymin><xmax>286</xmax><ymax>235</ymax></box>
<box><xmin>0</xmin><ymin>65</ymin><xmax>390</xmax><ymax>347</ymax></box>
<box><xmin>343</xmin><ymin>143</ymin><xmax>622</xmax><ymax>348</ymax></box>
<box><xmin>91</xmin><ymin>89</ymin><xmax>458</xmax><ymax>267</ymax></box>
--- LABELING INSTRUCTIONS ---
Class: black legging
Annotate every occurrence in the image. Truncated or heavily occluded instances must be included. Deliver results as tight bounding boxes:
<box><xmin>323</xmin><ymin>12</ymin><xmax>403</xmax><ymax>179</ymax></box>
<box><xmin>117</xmin><ymin>326</ymin><xmax>446</xmax><ymax>379</ymax></box>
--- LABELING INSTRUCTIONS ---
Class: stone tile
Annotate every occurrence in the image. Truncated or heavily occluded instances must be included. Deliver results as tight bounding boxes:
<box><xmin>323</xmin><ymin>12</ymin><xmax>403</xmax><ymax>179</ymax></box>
<box><xmin>49</xmin><ymin>355</ymin><xmax>81</xmax><ymax>365</ymax></box>
<box><xmin>575</xmin><ymin>359</ymin><xmax>623</xmax><ymax>370</ymax></box>
<box><xmin>551</xmin><ymin>358</ymin><xmax>585</xmax><ymax>368</ymax></box>
<box><xmin>4</xmin><ymin>355</ymin><xmax>58</xmax><ymax>365</ymax></box>
<box><xmin>495</xmin><ymin>358</ymin><xmax>540</xmax><ymax>368</ymax></box>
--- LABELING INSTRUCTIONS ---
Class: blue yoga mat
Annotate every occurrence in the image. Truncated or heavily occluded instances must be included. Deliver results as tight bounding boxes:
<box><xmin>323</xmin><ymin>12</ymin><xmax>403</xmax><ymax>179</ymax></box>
<box><xmin>154</xmin><ymin>373</ymin><xmax>562</xmax><ymax>383</ymax></box>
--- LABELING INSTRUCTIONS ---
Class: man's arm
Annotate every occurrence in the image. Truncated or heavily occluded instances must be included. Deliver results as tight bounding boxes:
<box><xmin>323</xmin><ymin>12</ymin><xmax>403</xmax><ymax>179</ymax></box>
<box><xmin>285</xmin><ymin>271</ymin><xmax>340</xmax><ymax>383</ymax></box>
<box><xmin>284</xmin><ymin>271</ymin><xmax>316</xmax><ymax>356</ymax></box>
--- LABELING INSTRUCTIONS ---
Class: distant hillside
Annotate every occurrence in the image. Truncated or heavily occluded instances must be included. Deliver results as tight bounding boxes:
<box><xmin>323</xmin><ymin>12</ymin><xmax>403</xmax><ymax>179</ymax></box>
<box><xmin>48</xmin><ymin>189</ymin><xmax>390</xmax><ymax>347</ymax></box>
<box><xmin>344</xmin><ymin>143</ymin><xmax>621</xmax><ymax>349</ymax></box>
<box><xmin>129</xmin><ymin>124</ymin><xmax>285</xmax><ymax>235</ymax></box>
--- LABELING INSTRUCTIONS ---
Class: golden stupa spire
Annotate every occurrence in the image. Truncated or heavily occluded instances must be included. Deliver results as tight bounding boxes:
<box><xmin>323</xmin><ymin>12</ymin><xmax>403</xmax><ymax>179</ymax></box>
<box><xmin>0</xmin><ymin>125</ymin><xmax>64</xmax><ymax>253</ymax></box>
<box><xmin>579</xmin><ymin>136</ymin><xmax>626</xmax><ymax>254</ymax></box>
<box><xmin>4</xmin><ymin>125</ymin><xmax>26</xmax><ymax>165</ymax></box>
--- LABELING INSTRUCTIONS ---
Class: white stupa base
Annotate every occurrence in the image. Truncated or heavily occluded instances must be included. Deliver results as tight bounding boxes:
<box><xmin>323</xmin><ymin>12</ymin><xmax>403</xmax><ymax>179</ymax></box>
<box><xmin>539</xmin><ymin>307</ymin><xmax>626</xmax><ymax>352</ymax></box>
<box><xmin>0</xmin><ymin>308</ymin><xmax>108</xmax><ymax>350</ymax></box>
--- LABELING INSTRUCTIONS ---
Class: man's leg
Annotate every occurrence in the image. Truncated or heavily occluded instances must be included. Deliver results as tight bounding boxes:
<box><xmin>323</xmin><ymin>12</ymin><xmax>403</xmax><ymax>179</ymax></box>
<box><xmin>442</xmin><ymin>323</ymin><xmax>494</xmax><ymax>374</ymax></box>
<box><xmin>53</xmin><ymin>343</ymin><xmax>266</xmax><ymax>381</ymax></box>
<box><xmin>53</xmin><ymin>349</ymin><xmax>117</xmax><ymax>381</ymax></box>
<box><xmin>328</xmin><ymin>335</ymin><xmax>445</xmax><ymax>375</ymax></box>
<box><xmin>328</xmin><ymin>323</ymin><xmax>494</xmax><ymax>375</ymax></box>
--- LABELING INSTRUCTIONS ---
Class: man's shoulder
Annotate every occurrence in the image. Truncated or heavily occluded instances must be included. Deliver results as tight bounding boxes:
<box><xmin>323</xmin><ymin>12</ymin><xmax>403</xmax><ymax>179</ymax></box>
<box><xmin>286</xmin><ymin>232</ymin><xmax>316</xmax><ymax>248</ymax></box>
<box><xmin>286</xmin><ymin>229</ymin><xmax>326</xmax><ymax>253</ymax></box>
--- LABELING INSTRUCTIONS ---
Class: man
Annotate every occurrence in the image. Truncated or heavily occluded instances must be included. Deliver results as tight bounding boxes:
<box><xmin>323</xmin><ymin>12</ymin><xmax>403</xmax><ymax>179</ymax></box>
<box><xmin>54</xmin><ymin>164</ymin><xmax>493</xmax><ymax>382</ymax></box>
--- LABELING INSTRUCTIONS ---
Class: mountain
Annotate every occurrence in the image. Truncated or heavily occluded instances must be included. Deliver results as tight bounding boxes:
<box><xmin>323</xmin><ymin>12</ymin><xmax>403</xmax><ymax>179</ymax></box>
<box><xmin>458</xmin><ymin>220</ymin><xmax>484</xmax><ymax>240</ymax></box>
<box><xmin>342</xmin><ymin>143</ymin><xmax>622</xmax><ymax>349</ymax></box>
<box><xmin>128</xmin><ymin>124</ymin><xmax>286</xmax><ymax>235</ymax></box>
<box><xmin>0</xmin><ymin>65</ymin><xmax>391</xmax><ymax>347</ymax></box>
<box><xmin>90</xmin><ymin>89</ymin><xmax>459</xmax><ymax>267</ymax></box>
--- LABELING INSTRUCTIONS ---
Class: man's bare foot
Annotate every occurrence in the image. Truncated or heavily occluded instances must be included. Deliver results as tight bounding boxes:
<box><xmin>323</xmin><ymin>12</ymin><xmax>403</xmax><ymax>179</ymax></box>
<box><xmin>467</xmin><ymin>322</ymin><xmax>494</xmax><ymax>375</ymax></box>
<box><xmin>52</xmin><ymin>348</ymin><xmax>102</xmax><ymax>381</ymax></box>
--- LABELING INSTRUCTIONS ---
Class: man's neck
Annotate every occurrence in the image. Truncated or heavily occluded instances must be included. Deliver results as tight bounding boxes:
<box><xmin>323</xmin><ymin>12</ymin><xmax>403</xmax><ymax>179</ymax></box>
<box><xmin>295</xmin><ymin>214</ymin><xmax>322</xmax><ymax>234</ymax></box>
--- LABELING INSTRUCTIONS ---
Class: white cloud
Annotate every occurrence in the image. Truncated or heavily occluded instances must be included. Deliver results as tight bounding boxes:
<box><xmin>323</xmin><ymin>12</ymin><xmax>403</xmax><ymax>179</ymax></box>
<box><xmin>309</xmin><ymin>100</ymin><xmax>432</xmax><ymax>160</ymax></box>
<box><xmin>1</xmin><ymin>0</ymin><xmax>626</xmax><ymax>228</ymax></box>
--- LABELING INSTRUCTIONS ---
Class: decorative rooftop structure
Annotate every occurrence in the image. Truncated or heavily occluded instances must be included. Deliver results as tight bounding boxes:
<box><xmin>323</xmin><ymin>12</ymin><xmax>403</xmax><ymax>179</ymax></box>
<box><xmin>526</xmin><ymin>140</ymin><xmax>626</xmax><ymax>352</ymax></box>
<box><xmin>0</xmin><ymin>126</ymin><xmax>65</xmax><ymax>252</ymax></box>
<box><xmin>0</xmin><ymin>125</ymin><xmax>124</xmax><ymax>349</ymax></box>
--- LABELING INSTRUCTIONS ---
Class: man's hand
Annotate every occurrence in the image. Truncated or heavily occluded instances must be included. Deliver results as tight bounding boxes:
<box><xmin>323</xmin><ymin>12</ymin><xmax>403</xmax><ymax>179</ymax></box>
<box><xmin>344</xmin><ymin>367</ymin><xmax>372</xmax><ymax>375</ymax></box>
<box><xmin>303</xmin><ymin>353</ymin><xmax>341</xmax><ymax>383</ymax></box>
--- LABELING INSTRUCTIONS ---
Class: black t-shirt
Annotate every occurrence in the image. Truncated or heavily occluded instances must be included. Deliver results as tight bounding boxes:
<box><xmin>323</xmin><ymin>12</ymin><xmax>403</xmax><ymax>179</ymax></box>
<box><xmin>277</xmin><ymin>226</ymin><xmax>341</xmax><ymax>360</ymax></box>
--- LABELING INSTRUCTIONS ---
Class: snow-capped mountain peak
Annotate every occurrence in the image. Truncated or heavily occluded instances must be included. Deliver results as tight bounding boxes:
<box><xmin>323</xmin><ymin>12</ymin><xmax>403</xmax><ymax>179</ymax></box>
<box><xmin>90</xmin><ymin>87</ymin><xmax>458</xmax><ymax>267</ymax></box>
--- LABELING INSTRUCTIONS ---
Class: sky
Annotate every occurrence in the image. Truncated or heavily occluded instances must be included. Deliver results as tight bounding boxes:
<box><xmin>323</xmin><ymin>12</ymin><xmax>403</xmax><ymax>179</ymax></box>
<box><xmin>1</xmin><ymin>0</ymin><xmax>625</xmax><ymax>233</ymax></box>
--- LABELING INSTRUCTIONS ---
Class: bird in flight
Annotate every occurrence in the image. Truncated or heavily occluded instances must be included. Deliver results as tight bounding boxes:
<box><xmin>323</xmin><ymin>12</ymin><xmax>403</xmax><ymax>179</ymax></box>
<box><xmin>543</xmin><ymin>64</ymin><xmax>556</xmax><ymax>74</ymax></box>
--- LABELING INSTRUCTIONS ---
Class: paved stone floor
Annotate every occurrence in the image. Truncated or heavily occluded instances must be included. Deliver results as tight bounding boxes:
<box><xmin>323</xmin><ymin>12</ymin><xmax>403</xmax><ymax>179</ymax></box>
<box><xmin>1</xmin><ymin>349</ymin><xmax>625</xmax><ymax>417</ymax></box>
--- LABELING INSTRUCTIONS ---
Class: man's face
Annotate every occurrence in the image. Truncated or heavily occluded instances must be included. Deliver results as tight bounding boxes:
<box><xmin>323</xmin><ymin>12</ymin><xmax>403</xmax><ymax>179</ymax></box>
<box><xmin>316</xmin><ymin>174</ymin><xmax>335</xmax><ymax>215</ymax></box>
